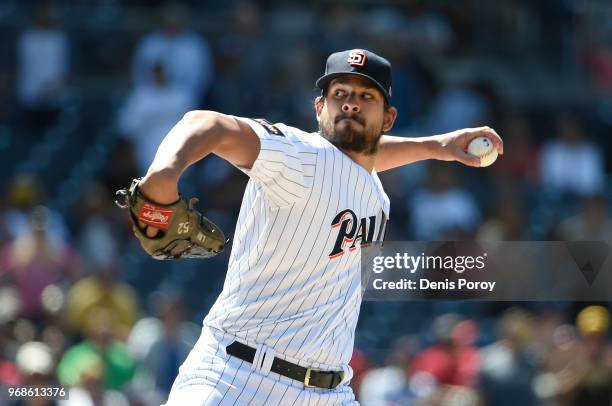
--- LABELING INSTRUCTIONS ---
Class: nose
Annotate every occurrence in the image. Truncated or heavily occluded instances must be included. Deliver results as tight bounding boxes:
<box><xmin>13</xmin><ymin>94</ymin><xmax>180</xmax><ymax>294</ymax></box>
<box><xmin>342</xmin><ymin>96</ymin><xmax>360</xmax><ymax>113</ymax></box>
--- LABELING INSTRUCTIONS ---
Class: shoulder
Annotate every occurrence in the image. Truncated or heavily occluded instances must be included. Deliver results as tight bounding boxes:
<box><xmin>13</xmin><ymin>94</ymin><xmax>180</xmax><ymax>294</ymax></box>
<box><xmin>239</xmin><ymin>118</ymin><xmax>326</xmax><ymax>152</ymax></box>
<box><xmin>274</xmin><ymin>122</ymin><xmax>337</xmax><ymax>155</ymax></box>
<box><xmin>274</xmin><ymin>122</ymin><xmax>319</xmax><ymax>145</ymax></box>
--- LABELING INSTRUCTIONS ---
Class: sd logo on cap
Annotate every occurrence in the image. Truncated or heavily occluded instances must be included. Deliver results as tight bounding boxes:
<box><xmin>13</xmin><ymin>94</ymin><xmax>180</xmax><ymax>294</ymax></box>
<box><xmin>347</xmin><ymin>50</ymin><xmax>367</xmax><ymax>67</ymax></box>
<box><xmin>316</xmin><ymin>49</ymin><xmax>393</xmax><ymax>104</ymax></box>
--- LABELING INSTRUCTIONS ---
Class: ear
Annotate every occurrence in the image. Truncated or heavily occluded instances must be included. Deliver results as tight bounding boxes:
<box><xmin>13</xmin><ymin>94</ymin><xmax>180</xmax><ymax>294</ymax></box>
<box><xmin>382</xmin><ymin>106</ymin><xmax>398</xmax><ymax>133</ymax></box>
<box><xmin>314</xmin><ymin>96</ymin><xmax>324</xmax><ymax>119</ymax></box>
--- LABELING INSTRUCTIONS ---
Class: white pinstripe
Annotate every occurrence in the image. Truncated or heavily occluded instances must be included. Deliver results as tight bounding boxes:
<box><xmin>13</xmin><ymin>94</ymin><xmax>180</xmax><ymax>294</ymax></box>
<box><xmin>167</xmin><ymin>118</ymin><xmax>389</xmax><ymax>405</ymax></box>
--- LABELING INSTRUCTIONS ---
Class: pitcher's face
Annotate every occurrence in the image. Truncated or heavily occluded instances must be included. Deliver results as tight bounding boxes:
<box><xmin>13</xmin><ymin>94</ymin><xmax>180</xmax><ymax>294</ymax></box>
<box><xmin>316</xmin><ymin>75</ymin><xmax>396</xmax><ymax>155</ymax></box>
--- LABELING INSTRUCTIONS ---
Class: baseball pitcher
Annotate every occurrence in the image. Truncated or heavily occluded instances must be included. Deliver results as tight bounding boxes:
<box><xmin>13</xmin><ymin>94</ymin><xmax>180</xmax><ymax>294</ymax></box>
<box><xmin>116</xmin><ymin>49</ymin><xmax>503</xmax><ymax>405</ymax></box>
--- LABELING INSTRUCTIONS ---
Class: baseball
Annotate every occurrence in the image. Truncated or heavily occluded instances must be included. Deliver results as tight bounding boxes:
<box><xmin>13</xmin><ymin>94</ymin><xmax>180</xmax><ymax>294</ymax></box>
<box><xmin>467</xmin><ymin>136</ymin><xmax>498</xmax><ymax>167</ymax></box>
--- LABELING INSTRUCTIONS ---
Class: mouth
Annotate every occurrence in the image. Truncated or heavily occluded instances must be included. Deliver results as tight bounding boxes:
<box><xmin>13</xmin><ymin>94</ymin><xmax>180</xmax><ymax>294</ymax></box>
<box><xmin>336</xmin><ymin>116</ymin><xmax>364</xmax><ymax>126</ymax></box>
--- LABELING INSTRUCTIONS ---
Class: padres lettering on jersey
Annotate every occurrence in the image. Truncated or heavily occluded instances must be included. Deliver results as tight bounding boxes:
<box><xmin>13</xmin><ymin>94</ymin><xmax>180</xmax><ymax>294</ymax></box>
<box><xmin>204</xmin><ymin>117</ymin><xmax>390</xmax><ymax>371</ymax></box>
<box><xmin>329</xmin><ymin>209</ymin><xmax>377</xmax><ymax>259</ymax></box>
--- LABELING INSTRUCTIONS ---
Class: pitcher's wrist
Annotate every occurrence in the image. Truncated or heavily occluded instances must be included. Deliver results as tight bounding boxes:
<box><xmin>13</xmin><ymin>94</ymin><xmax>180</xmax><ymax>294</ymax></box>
<box><xmin>139</xmin><ymin>168</ymin><xmax>180</xmax><ymax>204</ymax></box>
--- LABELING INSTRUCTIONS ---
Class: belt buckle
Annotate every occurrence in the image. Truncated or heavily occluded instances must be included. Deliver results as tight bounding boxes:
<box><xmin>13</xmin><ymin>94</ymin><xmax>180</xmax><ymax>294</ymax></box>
<box><xmin>304</xmin><ymin>368</ymin><xmax>317</xmax><ymax>388</ymax></box>
<box><xmin>304</xmin><ymin>368</ymin><xmax>344</xmax><ymax>389</ymax></box>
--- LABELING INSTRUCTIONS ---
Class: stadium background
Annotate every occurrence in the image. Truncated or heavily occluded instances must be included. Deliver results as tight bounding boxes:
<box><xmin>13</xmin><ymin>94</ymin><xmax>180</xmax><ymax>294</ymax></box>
<box><xmin>0</xmin><ymin>0</ymin><xmax>611</xmax><ymax>404</ymax></box>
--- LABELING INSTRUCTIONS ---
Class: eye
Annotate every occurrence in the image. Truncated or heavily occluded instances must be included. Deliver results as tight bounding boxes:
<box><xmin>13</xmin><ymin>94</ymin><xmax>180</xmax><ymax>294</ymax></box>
<box><xmin>333</xmin><ymin>89</ymin><xmax>346</xmax><ymax>98</ymax></box>
<box><xmin>363</xmin><ymin>92</ymin><xmax>374</xmax><ymax>101</ymax></box>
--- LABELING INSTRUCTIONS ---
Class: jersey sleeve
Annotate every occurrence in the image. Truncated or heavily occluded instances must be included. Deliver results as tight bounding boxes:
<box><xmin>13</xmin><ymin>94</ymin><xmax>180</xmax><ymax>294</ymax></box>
<box><xmin>233</xmin><ymin>117</ymin><xmax>313</xmax><ymax>207</ymax></box>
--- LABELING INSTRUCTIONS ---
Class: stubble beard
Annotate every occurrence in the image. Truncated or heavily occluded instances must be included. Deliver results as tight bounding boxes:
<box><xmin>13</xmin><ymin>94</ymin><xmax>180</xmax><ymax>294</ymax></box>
<box><xmin>319</xmin><ymin>115</ymin><xmax>383</xmax><ymax>156</ymax></box>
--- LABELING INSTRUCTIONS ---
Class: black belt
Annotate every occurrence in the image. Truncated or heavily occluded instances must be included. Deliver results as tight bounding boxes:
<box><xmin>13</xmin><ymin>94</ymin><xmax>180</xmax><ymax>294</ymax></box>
<box><xmin>226</xmin><ymin>341</ymin><xmax>344</xmax><ymax>389</ymax></box>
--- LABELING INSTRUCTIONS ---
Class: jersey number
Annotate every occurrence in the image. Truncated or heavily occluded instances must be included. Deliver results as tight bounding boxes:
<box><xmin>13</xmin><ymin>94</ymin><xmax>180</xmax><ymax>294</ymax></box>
<box><xmin>178</xmin><ymin>222</ymin><xmax>190</xmax><ymax>234</ymax></box>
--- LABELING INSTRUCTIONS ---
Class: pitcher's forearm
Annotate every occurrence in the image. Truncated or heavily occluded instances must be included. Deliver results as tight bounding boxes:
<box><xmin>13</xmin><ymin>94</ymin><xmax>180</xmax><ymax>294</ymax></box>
<box><xmin>375</xmin><ymin>135</ymin><xmax>441</xmax><ymax>172</ymax></box>
<box><xmin>376</xmin><ymin>127</ymin><xmax>503</xmax><ymax>172</ymax></box>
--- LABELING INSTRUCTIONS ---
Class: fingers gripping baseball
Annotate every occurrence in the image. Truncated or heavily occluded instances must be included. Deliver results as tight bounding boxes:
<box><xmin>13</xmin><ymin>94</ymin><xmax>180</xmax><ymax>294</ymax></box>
<box><xmin>444</xmin><ymin>126</ymin><xmax>503</xmax><ymax>167</ymax></box>
<box><xmin>454</xmin><ymin>147</ymin><xmax>482</xmax><ymax>167</ymax></box>
<box><xmin>467</xmin><ymin>127</ymin><xmax>504</xmax><ymax>155</ymax></box>
<box><xmin>466</xmin><ymin>134</ymin><xmax>499</xmax><ymax>167</ymax></box>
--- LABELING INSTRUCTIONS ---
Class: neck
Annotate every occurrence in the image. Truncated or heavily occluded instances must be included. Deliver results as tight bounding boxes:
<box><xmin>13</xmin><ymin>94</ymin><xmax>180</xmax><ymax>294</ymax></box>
<box><xmin>341</xmin><ymin>149</ymin><xmax>376</xmax><ymax>173</ymax></box>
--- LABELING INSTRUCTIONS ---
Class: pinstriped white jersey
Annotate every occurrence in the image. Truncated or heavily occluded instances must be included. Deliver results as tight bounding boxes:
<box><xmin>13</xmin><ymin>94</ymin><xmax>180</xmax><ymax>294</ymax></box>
<box><xmin>204</xmin><ymin>117</ymin><xmax>390</xmax><ymax>370</ymax></box>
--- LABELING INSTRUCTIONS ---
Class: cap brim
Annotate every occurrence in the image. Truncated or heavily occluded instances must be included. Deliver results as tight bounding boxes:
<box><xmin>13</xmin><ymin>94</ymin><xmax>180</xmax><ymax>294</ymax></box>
<box><xmin>315</xmin><ymin>72</ymin><xmax>390</xmax><ymax>103</ymax></box>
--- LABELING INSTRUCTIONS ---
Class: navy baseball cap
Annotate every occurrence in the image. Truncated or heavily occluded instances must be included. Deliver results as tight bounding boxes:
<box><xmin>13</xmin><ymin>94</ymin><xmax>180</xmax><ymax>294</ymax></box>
<box><xmin>316</xmin><ymin>49</ymin><xmax>392</xmax><ymax>104</ymax></box>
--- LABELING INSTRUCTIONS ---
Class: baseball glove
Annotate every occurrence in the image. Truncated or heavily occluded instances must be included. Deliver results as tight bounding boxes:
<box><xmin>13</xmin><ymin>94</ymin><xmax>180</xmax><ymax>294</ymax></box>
<box><xmin>115</xmin><ymin>178</ymin><xmax>226</xmax><ymax>260</ymax></box>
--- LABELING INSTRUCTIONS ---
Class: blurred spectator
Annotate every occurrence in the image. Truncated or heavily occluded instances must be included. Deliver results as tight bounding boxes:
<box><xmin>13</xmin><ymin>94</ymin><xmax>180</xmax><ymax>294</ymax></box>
<box><xmin>59</xmin><ymin>353</ymin><xmax>129</xmax><ymax>406</ymax></box>
<box><xmin>0</xmin><ymin>206</ymin><xmax>81</xmax><ymax>320</ymax></box>
<box><xmin>538</xmin><ymin>305</ymin><xmax>612</xmax><ymax>405</ymax></box>
<box><xmin>15</xmin><ymin>341</ymin><xmax>58</xmax><ymax>406</ymax></box>
<box><xmin>318</xmin><ymin>5</ymin><xmax>361</xmax><ymax>56</ymax></box>
<box><xmin>410</xmin><ymin>315</ymin><xmax>481</xmax><ymax>387</ymax></box>
<box><xmin>359</xmin><ymin>337</ymin><xmax>417</xmax><ymax>406</ymax></box>
<box><xmin>131</xmin><ymin>1</ymin><xmax>212</xmax><ymax>102</ymax></box>
<box><xmin>540</xmin><ymin>113</ymin><xmax>605</xmax><ymax>197</ymax></box>
<box><xmin>64</xmin><ymin>260</ymin><xmax>139</xmax><ymax>341</ymax></box>
<box><xmin>478</xmin><ymin>190</ymin><xmax>528</xmax><ymax>240</ymax></box>
<box><xmin>74</xmin><ymin>183</ymin><xmax>123</xmax><ymax>267</ymax></box>
<box><xmin>265</xmin><ymin>44</ymin><xmax>320</xmax><ymax>129</ymax></box>
<box><xmin>0</xmin><ymin>307</ymin><xmax>21</xmax><ymax>387</ymax></box>
<box><xmin>0</xmin><ymin>200</ymin><xmax>10</xmax><ymax>247</ymax></box>
<box><xmin>210</xmin><ymin>1</ymin><xmax>269</xmax><ymax>116</ymax></box>
<box><xmin>362</xmin><ymin>9</ymin><xmax>433</xmax><ymax>131</ymax></box>
<box><xmin>118</xmin><ymin>62</ymin><xmax>195</xmax><ymax>173</ymax></box>
<box><xmin>584</xmin><ymin>30</ymin><xmax>612</xmax><ymax>92</ymax></box>
<box><xmin>16</xmin><ymin>342</ymin><xmax>53</xmax><ymax>379</ymax></box>
<box><xmin>479</xmin><ymin>308</ymin><xmax>538</xmax><ymax>406</ymax></box>
<box><xmin>492</xmin><ymin>112</ymin><xmax>540</xmax><ymax>187</ymax></box>
<box><xmin>127</xmin><ymin>292</ymin><xmax>199</xmax><ymax>404</ymax></box>
<box><xmin>348</xmin><ymin>348</ymin><xmax>375</xmax><ymax>402</ymax></box>
<box><xmin>403</xmin><ymin>1</ymin><xmax>454</xmax><ymax>55</ymax></box>
<box><xmin>534</xmin><ymin>323</ymin><xmax>581</xmax><ymax>404</ymax></box>
<box><xmin>426</xmin><ymin>82</ymin><xmax>492</xmax><ymax>134</ymax></box>
<box><xmin>100</xmin><ymin>138</ymin><xmax>140</xmax><ymax>193</ymax></box>
<box><xmin>556</xmin><ymin>194</ymin><xmax>612</xmax><ymax>240</ymax></box>
<box><xmin>3</xmin><ymin>175</ymin><xmax>69</xmax><ymax>243</ymax></box>
<box><xmin>16</xmin><ymin>2</ymin><xmax>69</xmax><ymax>133</ymax></box>
<box><xmin>409</xmin><ymin>164</ymin><xmax>481</xmax><ymax>240</ymax></box>
<box><xmin>408</xmin><ymin>315</ymin><xmax>481</xmax><ymax>405</ymax></box>
<box><xmin>58</xmin><ymin>309</ymin><xmax>135</xmax><ymax>391</ymax></box>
